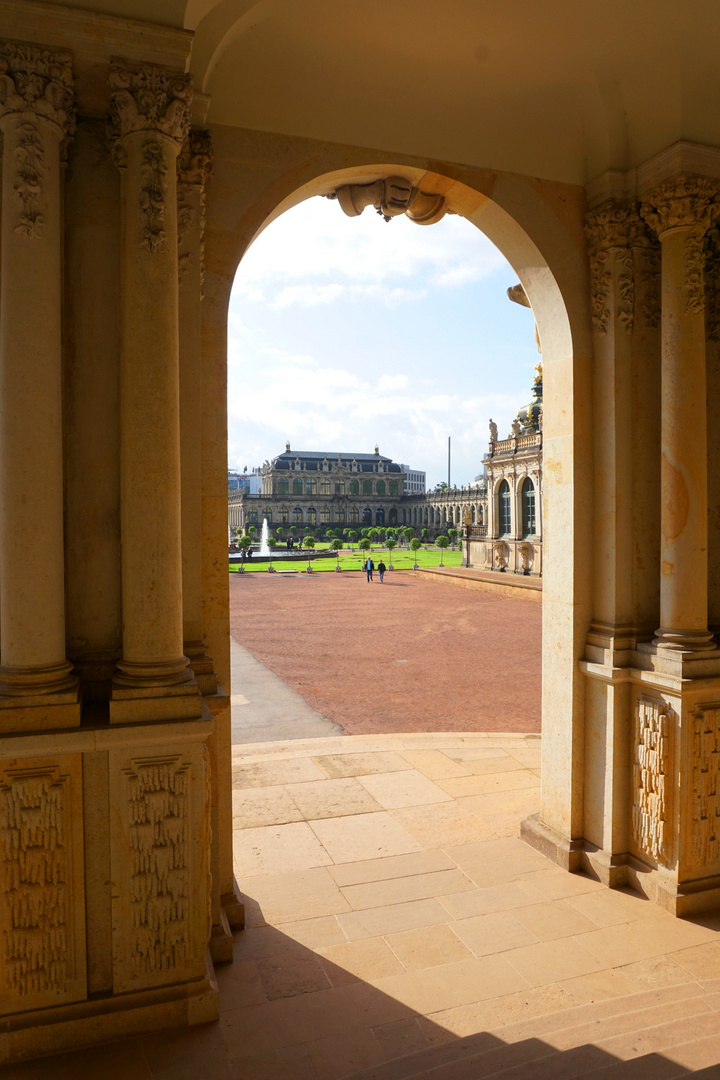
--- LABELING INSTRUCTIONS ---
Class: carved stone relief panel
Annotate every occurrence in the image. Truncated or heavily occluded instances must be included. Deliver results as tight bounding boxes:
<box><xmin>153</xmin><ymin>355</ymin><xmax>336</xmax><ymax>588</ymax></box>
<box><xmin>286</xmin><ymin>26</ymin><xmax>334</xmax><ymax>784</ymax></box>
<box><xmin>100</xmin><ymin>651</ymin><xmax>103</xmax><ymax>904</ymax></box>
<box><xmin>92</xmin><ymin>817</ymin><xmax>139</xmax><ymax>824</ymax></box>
<box><xmin>109</xmin><ymin>741</ymin><xmax>210</xmax><ymax>993</ymax></box>
<box><xmin>632</xmin><ymin>697</ymin><xmax>671</xmax><ymax>865</ymax></box>
<box><xmin>690</xmin><ymin>705</ymin><xmax>720</xmax><ymax>872</ymax></box>
<box><xmin>0</xmin><ymin>754</ymin><xmax>86</xmax><ymax>1016</ymax></box>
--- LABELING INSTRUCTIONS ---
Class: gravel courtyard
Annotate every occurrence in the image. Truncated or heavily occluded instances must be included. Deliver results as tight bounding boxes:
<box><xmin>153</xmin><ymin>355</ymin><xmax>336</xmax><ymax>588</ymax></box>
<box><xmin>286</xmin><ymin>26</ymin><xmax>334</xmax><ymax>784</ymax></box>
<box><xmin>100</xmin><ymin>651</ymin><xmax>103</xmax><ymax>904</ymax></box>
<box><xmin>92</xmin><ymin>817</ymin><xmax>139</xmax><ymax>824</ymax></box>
<box><xmin>229</xmin><ymin>571</ymin><xmax>541</xmax><ymax>736</ymax></box>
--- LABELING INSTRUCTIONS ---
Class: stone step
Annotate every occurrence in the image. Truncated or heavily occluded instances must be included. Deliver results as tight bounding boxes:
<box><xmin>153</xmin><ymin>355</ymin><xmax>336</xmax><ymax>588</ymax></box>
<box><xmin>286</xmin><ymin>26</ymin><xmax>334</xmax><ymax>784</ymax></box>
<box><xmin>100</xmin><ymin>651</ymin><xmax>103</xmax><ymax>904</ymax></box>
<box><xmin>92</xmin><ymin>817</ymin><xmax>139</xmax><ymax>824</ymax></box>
<box><xmin>355</xmin><ymin>980</ymin><xmax>720</xmax><ymax>1080</ymax></box>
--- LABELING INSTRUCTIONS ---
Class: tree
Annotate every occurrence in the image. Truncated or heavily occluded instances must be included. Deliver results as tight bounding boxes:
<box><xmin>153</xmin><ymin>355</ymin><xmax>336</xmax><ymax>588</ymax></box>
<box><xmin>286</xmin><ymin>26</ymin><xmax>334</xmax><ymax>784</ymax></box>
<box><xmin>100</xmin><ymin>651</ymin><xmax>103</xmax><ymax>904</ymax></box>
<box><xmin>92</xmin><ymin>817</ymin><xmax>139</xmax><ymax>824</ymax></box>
<box><xmin>348</xmin><ymin>529</ymin><xmax>358</xmax><ymax>548</ymax></box>
<box><xmin>358</xmin><ymin>538</ymin><xmax>371</xmax><ymax>556</ymax></box>
<box><xmin>266</xmin><ymin>536</ymin><xmax>277</xmax><ymax>572</ymax></box>
<box><xmin>238</xmin><ymin>534</ymin><xmax>252</xmax><ymax>571</ymax></box>
<box><xmin>360</xmin><ymin>527</ymin><xmax>370</xmax><ymax>538</ymax></box>
<box><xmin>421</xmin><ymin>527</ymin><xmax>429</xmax><ymax>541</ymax></box>
<box><xmin>403</xmin><ymin>526</ymin><xmax>414</xmax><ymax>547</ymax></box>
<box><xmin>448</xmin><ymin>528</ymin><xmax>458</xmax><ymax>549</ymax></box>
<box><xmin>247</xmin><ymin>524</ymin><xmax>256</xmax><ymax>536</ymax></box>
<box><xmin>410</xmin><ymin>536</ymin><xmax>422</xmax><ymax>569</ymax></box>
<box><xmin>325</xmin><ymin>528</ymin><xmax>335</xmax><ymax>539</ymax></box>
<box><xmin>368</xmin><ymin>528</ymin><xmax>379</xmax><ymax>547</ymax></box>
<box><xmin>275</xmin><ymin>525</ymin><xmax>284</xmax><ymax>539</ymax></box>
<box><xmin>303</xmin><ymin>535</ymin><xmax>316</xmax><ymax>569</ymax></box>
<box><xmin>331</xmin><ymin>537</ymin><xmax>343</xmax><ymax>569</ymax></box>
<box><xmin>436</xmin><ymin>534</ymin><xmax>450</xmax><ymax>566</ymax></box>
<box><xmin>385</xmin><ymin>537</ymin><xmax>397</xmax><ymax>569</ymax></box>
<box><xmin>289</xmin><ymin>524</ymin><xmax>297</xmax><ymax>535</ymax></box>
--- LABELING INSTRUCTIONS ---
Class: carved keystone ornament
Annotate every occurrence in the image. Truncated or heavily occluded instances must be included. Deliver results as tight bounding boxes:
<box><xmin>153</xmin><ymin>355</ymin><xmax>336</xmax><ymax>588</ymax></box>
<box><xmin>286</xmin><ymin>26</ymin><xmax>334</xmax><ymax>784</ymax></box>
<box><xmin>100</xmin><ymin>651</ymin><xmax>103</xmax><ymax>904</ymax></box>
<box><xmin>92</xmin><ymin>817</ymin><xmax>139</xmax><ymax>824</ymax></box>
<box><xmin>329</xmin><ymin>176</ymin><xmax>446</xmax><ymax>225</ymax></box>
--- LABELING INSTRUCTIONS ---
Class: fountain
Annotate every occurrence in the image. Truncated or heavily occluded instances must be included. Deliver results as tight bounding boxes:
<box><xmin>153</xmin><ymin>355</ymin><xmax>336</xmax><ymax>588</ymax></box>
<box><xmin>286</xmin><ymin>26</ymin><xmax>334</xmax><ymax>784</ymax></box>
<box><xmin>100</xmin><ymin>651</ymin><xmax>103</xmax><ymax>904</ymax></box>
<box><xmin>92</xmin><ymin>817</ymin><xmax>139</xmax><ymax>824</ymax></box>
<box><xmin>259</xmin><ymin>518</ymin><xmax>271</xmax><ymax>556</ymax></box>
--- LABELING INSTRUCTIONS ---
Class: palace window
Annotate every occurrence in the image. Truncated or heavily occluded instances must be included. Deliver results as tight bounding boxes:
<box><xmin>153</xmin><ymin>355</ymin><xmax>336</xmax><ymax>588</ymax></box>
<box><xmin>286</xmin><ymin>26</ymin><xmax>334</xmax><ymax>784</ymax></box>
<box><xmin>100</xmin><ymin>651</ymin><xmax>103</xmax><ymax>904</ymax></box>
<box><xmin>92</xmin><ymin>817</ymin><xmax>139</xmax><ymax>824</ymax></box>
<box><xmin>498</xmin><ymin>479</ymin><xmax>512</xmax><ymax>536</ymax></box>
<box><xmin>307</xmin><ymin>507</ymin><xmax>317</xmax><ymax>526</ymax></box>
<box><xmin>263</xmin><ymin>509</ymin><xmax>272</xmax><ymax>523</ymax></box>
<box><xmin>376</xmin><ymin>508</ymin><xmax>385</xmax><ymax>525</ymax></box>
<box><xmin>336</xmin><ymin>507</ymin><xmax>346</xmax><ymax>523</ymax></box>
<box><xmin>362</xmin><ymin>479</ymin><xmax>373</xmax><ymax>496</ymax></box>
<box><xmin>350</xmin><ymin>507</ymin><xmax>359</xmax><ymax>524</ymax></box>
<box><xmin>321</xmin><ymin>506</ymin><xmax>331</xmax><ymax>524</ymax></box>
<box><xmin>389</xmin><ymin>508</ymin><xmax>397</xmax><ymax>524</ymax></box>
<box><xmin>389</xmin><ymin>481</ymin><xmax>398</xmax><ymax>496</ymax></box>
<box><xmin>350</xmin><ymin>479</ymin><xmax>359</xmax><ymax>495</ymax></box>
<box><xmin>363</xmin><ymin>507</ymin><xmax>372</xmax><ymax>525</ymax></box>
<box><xmin>248</xmin><ymin>510</ymin><xmax>258</xmax><ymax>524</ymax></box>
<box><xmin>376</xmin><ymin>480</ymin><xmax>386</xmax><ymax>496</ymax></box>
<box><xmin>292</xmin><ymin>506</ymin><xmax>303</xmax><ymax>523</ymax></box>
<box><xmin>280</xmin><ymin>506</ymin><xmax>289</xmax><ymax>523</ymax></box>
<box><xmin>277</xmin><ymin>478</ymin><xmax>289</xmax><ymax>495</ymax></box>
<box><xmin>306</xmin><ymin>479</ymin><xmax>317</xmax><ymax>496</ymax></box>
<box><xmin>335</xmin><ymin>481</ymin><xmax>345</xmax><ymax>495</ymax></box>
<box><xmin>521</xmin><ymin>477</ymin><xmax>536</xmax><ymax>537</ymax></box>
<box><xmin>292</xmin><ymin>478</ymin><xmax>303</xmax><ymax>495</ymax></box>
<box><xmin>320</xmin><ymin>479</ymin><xmax>331</xmax><ymax>496</ymax></box>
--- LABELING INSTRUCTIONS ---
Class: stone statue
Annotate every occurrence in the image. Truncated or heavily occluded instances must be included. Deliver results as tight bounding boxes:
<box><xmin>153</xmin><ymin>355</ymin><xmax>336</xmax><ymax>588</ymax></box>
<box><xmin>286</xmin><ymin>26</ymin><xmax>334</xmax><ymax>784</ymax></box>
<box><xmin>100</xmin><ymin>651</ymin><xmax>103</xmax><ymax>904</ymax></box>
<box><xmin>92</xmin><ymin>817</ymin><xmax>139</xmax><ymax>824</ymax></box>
<box><xmin>511</xmin><ymin>419</ymin><xmax>521</xmax><ymax>436</ymax></box>
<box><xmin>489</xmin><ymin>419</ymin><xmax>498</xmax><ymax>442</ymax></box>
<box><xmin>329</xmin><ymin>176</ymin><xmax>446</xmax><ymax>225</ymax></box>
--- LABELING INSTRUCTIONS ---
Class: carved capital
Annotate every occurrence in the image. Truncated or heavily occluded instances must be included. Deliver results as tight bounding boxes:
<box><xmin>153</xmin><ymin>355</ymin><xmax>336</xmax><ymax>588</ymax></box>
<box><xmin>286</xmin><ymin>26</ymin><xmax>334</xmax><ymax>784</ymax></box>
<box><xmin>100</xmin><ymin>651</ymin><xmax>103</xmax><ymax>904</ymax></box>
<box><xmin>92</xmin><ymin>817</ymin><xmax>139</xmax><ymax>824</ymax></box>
<box><xmin>329</xmin><ymin>175</ymin><xmax>446</xmax><ymax>226</ymax></box>
<box><xmin>585</xmin><ymin>200</ymin><xmax>648</xmax><ymax>252</ymax></box>
<box><xmin>108</xmin><ymin>60</ymin><xmax>192</xmax><ymax>149</ymax></box>
<box><xmin>585</xmin><ymin>202</ymin><xmax>652</xmax><ymax>336</ymax></box>
<box><xmin>0</xmin><ymin>41</ymin><xmax>74</xmax><ymax>135</ymax></box>
<box><xmin>641</xmin><ymin>174</ymin><xmax>720</xmax><ymax>238</ymax></box>
<box><xmin>177</xmin><ymin>128</ymin><xmax>213</xmax><ymax>188</ymax></box>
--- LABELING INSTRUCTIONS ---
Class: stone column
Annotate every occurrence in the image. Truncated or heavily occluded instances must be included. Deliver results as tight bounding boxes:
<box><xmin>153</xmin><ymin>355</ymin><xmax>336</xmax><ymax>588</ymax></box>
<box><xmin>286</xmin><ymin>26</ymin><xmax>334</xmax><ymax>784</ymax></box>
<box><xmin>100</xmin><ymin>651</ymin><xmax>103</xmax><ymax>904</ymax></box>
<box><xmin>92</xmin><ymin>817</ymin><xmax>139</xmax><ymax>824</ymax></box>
<box><xmin>0</xmin><ymin>43</ymin><xmax>80</xmax><ymax>725</ymax></box>
<box><xmin>178</xmin><ymin>130</ymin><xmax>217</xmax><ymax>695</ymax></box>
<box><xmin>642</xmin><ymin>177</ymin><xmax>720</xmax><ymax>652</ymax></box>
<box><xmin>107</xmin><ymin>61</ymin><xmax>200</xmax><ymax>721</ymax></box>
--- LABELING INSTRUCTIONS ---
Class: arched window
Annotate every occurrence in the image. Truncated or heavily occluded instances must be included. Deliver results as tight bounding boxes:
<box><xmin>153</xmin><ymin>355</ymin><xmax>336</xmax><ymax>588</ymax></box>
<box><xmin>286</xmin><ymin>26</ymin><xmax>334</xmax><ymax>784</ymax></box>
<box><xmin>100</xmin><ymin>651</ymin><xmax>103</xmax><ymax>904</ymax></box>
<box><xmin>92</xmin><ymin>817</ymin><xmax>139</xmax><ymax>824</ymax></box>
<box><xmin>248</xmin><ymin>510</ymin><xmax>258</xmax><ymax>524</ymax></box>
<box><xmin>376</xmin><ymin>508</ymin><xmax>385</xmax><ymax>525</ymax></box>
<box><xmin>292</xmin><ymin>506</ymin><xmax>303</xmax><ymax>523</ymax></box>
<box><xmin>376</xmin><ymin>480</ymin><xmax>386</xmax><ymax>496</ymax></box>
<box><xmin>336</xmin><ymin>507</ymin><xmax>346</xmax><ymax>523</ymax></box>
<box><xmin>350</xmin><ymin>479</ymin><xmax>359</xmax><ymax>496</ymax></box>
<box><xmin>280</xmin><ymin>506</ymin><xmax>289</xmax><ymax>523</ymax></box>
<box><xmin>320</xmin><ymin>479</ymin><xmax>331</xmax><ymax>496</ymax></box>
<box><xmin>362</xmin><ymin>479</ymin><xmax>373</xmax><ymax>496</ymax></box>
<box><xmin>320</xmin><ymin>506</ymin><xmax>331</xmax><ymax>524</ymax></box>
<box><xmin>389</xmin><ymin>507</ymin><xmax>398</xmax><ymax>524</ymax></box>
<box><xmin>350</xmin><ymin>507</ymin><xmax>359</xmax><ymax>524</ymax></box>
<box><xmin>277</xmin><ymin>478</ymin><xmax>289</xmax><ymax>495</ymax></box>
<box><xmin>389</xmin><ymin>481</ymin><xmax>398</xmax><ymax>496</ymax></box>
<box><xmin>471</xmin><ymin>506</ymin><xmax>476</xmax><ymax>524</ymax></box>
<box><xmin>292</xmin><ymin>478</ymin><xmax>303</xmax><ymax>495</ymax></box>
<box><xmin>263</xmin><ymin>509</ymin><xmax>272</xmax><ymax>523</ymax></box>
<box><xmin>306</xmin><ymin>479</ymin><xmax>316</xmax><ymax>496</ymax></box>
<box><xmin>498</xmin><ymin>480</ymin><xmax>511</xmax><ymax>536</ymax></box>
<box><xmin>335</xmin><ymin>481</ymin><xmax>345</xmax><ymax>495</ymax></box>
<box><xmin>307</xmin><ymin>507</ymin><xmax>317</xmax><ymax>526</ymax></box>
<box><xmin>363</xmin><ymin>507</ymin><xmax>372</xmax><ymax>525</ymax></box>
<box><xmin>521</xmin><ymin>477</ymin><xmax>536</xmax><ymax>537</ymax></box>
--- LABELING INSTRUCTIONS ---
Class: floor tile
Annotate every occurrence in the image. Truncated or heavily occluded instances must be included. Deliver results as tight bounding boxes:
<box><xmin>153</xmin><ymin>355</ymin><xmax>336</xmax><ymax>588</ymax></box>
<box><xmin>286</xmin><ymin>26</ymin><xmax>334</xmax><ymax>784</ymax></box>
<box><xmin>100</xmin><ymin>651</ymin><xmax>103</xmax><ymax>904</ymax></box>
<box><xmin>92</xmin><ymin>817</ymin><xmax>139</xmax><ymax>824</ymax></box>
<box><xmin>306</xmin><ymin>1026</ymin><xmax>384</xmax><ymax>1080</ymax></box>
<box><xmin>338</xmin><ymin>898</ymin><xmax>451</xmax><ymax>941</ymax></box>
<box><xmin>234</xmin><ymin>821</ymin><xmax>333</xmax><ymax>875</ymax></box>
<box><xmin>511</xmin><ymin>899</ymin><xmax>601</xmax><ymax>941</ymax></box>
<box><xmin>328</xmin><ymin>848</ymin><xmax>454</xmax><ymax>888</ymax></box>
<box><xmin>578</xmin><ymin>915</ymin><xmax>717</xmax><ymax>968</ymax></box>
<box><xmin>233</xmin><ymin>758</ymin><xmax>327</xmax><ymax>787</ymax></box>
<box><xmin>256</xmin><ymin>949</ymin><xmax>332</xmax><ymax>1000</ymax></box>
<box><xmin>289</xmin><ymin>777</ymin><xmax>384</xmax><ymax>820</ymax></box>
<box><xmin>503</xmin><ymin>936</ymin><xmax>605</xmax><ymax>986</ymax></box>
<box><xmin>371</xmin><ymin>1018</ymin><xmax>432</xmax><ymax>1060</ymax></box>
<box><xmin>384</xmin><ymin>923</ymin><xmax>473</xmax><ymax>971</ymax></box>
<box><xmin>444</xmin><ymin>748</ymin><xmax>510</xmax><ymax>761</ymax></box>
<box><xmin>436</xmin><ymin>770</ymin><xmax>540</xmax><ymax>798</ymax></box>
<box><xmin>309</xmin><ymin>812</ymin><xmax>422</xmax><ymax>862</ymax></box>
<box><xmin>232</xmin><ymin>785</ymin><xmax>304</xmax><ymax>828</ymax></box>
<box><xmin>444</xmin><ymin>836</ymin><xmax>551</xmax><ymax>887</ymax></box>
<box><xmin>564</xmin><ymin>885</ymin><xmax>662</xmax><ymax>927</ymax></box>
<box><xmin>313</xmin><ymin>752</ymin><xmax>413</xmax><ymax>779</ymax></box>
<box><xmin>275</xmin><ymin>916</ymin><xmax>348</xmax><ymax>950</ymax></box>
<box><xmin>340</xmin><ymin>868</ymin><xmax>474</xmax><ymax>910</ymax></box>
<box><xmin>518</xmin><ymin>866</ymin><xmax>606</xmax><ymax>901</ymax></box>
<box><xmin>450</xmin><ymin>910</ymin><xmax>538</xmax><ymax>956</ymax></box>
<box><xmin>389</xmin><ymin>803</ymin><xmax>494</xmax><ymax>848</ymax></box>
<box><xmin>240</xmin><ymin>867</ymin><xmax>350</xmax><ymax>923</ymax></box>
<box><xmin>618</xmin><ymin>953</ymin><xmax>697</xmax><ymax>989</ymax></box>
<box><xmin>356</xmin><ymin>770</ymin><xmax>453</xmax><ymax>809</ymax></box>
<box><xmin>396</xmin><ymin>749</ymin><xmax>473</xmax><ymax>779</ymax></box>
<box><xmin>318</xmin><ymin>938</ymin><xmax>405</xmax><ymax>982</ymax></box>
<box><xmin>440</xmin><ymin>881</ymin><xmax>540</xmax><ymax>919</ymax></box>
<box><xmin>420</xmin><ymin>983</ymin><xmax>576</xmax><ymax>1040</ymax></box>
<box><xmin>369</xmin><ymin>953</ymin><xmax>531</xmax><ymax>1014</ymax></box>
<box><xmin>559</xmin><ymin>967</ymin><xmax>641</xmax><ymax>1005</ymax></box>
<box><xmin>671</xmin><ymin>941</ymin><xmax>720</xmax><ymax>980</ymax></box>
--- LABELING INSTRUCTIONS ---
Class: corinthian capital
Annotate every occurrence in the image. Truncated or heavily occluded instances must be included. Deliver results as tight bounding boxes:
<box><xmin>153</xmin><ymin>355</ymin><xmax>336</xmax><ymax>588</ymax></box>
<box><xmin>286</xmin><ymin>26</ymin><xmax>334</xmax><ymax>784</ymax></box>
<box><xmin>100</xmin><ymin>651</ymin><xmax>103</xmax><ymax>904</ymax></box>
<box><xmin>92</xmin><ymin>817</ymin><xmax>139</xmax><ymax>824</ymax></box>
<box><xmin>177</xmin><ymin>129</ymin><xmax>213</xmax><ymax>188</ymax></box>
<box><xmin>108</xmin><ymin>60</ymin><xmax>192</xmax><ymax>147</ymax></box>
<box><xmin>585</xmin><ymin>200</ymin><xmax>649</xmax><ymax>253</ymax></box>
<box><xmin>0</xmin><ymin>41</ymin><xmax>75</xmax><ymax>134</ymax></box>
<box><xmin>641</xmin><ymin>175</ymin><xmax>720</xmax><ymax>238</ymax></box>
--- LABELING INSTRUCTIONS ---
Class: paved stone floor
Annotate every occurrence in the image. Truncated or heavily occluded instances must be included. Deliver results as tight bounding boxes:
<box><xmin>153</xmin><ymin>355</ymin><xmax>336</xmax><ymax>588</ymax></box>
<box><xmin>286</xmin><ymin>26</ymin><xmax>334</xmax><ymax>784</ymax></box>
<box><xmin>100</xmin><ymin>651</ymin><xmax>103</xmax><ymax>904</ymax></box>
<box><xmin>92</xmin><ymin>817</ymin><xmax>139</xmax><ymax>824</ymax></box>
<box><xmin>11</xmin><ymin>732</ymin><xmax>720</xmax><ymax>1079</ymax></box>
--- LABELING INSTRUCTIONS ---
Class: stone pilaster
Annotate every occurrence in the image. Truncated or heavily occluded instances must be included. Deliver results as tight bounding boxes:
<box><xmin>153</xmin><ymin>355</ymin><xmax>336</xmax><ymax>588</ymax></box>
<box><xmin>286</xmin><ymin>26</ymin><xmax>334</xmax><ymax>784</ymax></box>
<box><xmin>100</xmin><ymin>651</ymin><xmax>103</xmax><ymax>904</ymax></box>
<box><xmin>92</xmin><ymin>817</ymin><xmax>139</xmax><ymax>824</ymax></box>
<box><xmin>641</xmin><ymin>175</ymin><xmax>720</xmax><ymax>652</ymax></box>
<box><xmin>0</xmin><ymin>42</ymin><xmax>80</xmax><ymax>726</ymax></box>
<box><xmin>107</xmin><ymin>61</ymin><xmax>200</xmax><ymax>721</ymax></box>
<box><xmin>178</xmin><ymin>130</ymin><xmax>217</xmax><ymax>696</ymax></box>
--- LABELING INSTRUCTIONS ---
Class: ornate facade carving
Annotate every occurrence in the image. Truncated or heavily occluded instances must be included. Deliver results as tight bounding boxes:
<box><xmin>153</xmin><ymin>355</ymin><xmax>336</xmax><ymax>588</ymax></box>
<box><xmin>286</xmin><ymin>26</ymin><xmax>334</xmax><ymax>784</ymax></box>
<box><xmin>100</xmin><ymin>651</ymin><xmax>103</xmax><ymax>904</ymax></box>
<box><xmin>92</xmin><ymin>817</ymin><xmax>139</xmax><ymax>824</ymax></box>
<box><xmin>126</xmin><ymin>756</ymin><xmax>190</xmax><ymax>978</ymax></box>
<box><xmin>13</xmin><ymin>121</ymin><xmax>45</xmax><ymax>238</ymax></box>
<box><xmin>690</xmin><ymin>705</ymin><xmax>720</xmax><ymax>868</ymax></box>
<box><xmin>0</xmin><ymin>767</ymin><xmax>69</xmax><ymax>998</ymax></box>
<box><xmin>107</xmin><ymin>61</ymin><xmax>192</xmax><ymax>146</ymax></box>
<box><xmin>139</xmin><ymin>140</ymin><xmax>169</xmax><ymax>254</ymax></box>
<box><xmin>177</xmin><ymin>130</ymin><xmax>213</xmax><ymax>290</ymax></box>
<box><xmin>329</xmin><ymin>175</ymin><xmax>446</xmax><ymax>225</ymax></box>
<box><xmin>632</xmin><ymin>697</ymin><xmax>670</xmax><ymax>864</ymax></box>
<box><xmin>0</xmin><ymin>41</ymin><xmax>74</xmax><ymax>132</ymax></box>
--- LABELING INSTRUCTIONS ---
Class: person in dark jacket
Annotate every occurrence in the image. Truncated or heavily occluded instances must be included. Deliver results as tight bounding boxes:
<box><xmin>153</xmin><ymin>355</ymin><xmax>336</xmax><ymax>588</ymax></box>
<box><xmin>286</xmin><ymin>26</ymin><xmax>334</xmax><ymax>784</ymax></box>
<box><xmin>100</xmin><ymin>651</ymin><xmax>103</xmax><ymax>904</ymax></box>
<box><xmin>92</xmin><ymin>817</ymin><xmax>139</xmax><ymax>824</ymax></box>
<box><xmin>377</xmin><ymin>559</ymin><xmax>386</xmax><ymax>583</ymax></box>
<box><xmin>365</xmin><ymin>557</ymin><xmax>374</xmax><ymax>582</ymax></box>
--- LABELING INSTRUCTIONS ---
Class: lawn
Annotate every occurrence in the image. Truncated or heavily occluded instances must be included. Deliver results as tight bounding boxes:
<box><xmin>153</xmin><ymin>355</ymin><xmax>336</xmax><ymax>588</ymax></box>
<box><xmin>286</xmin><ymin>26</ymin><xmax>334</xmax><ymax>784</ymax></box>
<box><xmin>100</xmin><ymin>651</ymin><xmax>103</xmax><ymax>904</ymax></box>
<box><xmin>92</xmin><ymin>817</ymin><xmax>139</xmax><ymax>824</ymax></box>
<box><xmin>229</xmin><ymin>546</ymin><xmax>463</xmax><ymax>573</ymax></box>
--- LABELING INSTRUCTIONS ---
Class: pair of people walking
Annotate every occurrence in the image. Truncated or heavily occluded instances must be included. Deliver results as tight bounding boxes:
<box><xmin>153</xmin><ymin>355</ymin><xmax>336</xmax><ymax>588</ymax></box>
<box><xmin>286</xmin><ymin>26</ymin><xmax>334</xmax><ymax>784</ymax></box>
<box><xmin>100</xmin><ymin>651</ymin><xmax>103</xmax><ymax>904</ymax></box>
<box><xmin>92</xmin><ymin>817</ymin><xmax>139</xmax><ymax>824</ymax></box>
<box><xmin>364</xmin><ymin>557</ymin><xmax>387</xmax><ymax>583</ymax></box>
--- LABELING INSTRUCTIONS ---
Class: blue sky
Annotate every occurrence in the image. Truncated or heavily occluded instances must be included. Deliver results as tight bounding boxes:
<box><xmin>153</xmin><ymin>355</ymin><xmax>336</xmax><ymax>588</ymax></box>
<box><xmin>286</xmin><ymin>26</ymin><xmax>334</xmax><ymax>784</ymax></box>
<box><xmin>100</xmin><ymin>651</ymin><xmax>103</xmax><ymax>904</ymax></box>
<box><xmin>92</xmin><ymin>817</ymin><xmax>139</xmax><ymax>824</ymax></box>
<box><xmin>227</xmin><ymin>195</ymin><xmax>538</xmax><ymax>488</ymax></box>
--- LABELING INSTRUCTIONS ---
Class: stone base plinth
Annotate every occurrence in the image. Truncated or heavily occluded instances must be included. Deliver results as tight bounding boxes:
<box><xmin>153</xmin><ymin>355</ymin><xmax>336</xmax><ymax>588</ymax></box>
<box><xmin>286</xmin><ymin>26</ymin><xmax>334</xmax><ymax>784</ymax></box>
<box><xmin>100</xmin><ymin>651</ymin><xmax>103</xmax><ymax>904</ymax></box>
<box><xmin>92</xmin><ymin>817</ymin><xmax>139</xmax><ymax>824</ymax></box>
<box><xmin>109</xmin><ymin>680</ymin><xmax>202</xmax><ymax>723</ymax></box>
<box><xmin>520</xmin><ymin>813</ymin><xmax>583</xmax><ymax>871</ymax></box>
<box><xmin>0</xmin><ymin>952</ymin><xmax>219</xmax><ymax>1066</ymax></box>
<box><xmin>0</xmin><ymin>688</ymin><xmax>81</xmax><ymax>732</ymax></box>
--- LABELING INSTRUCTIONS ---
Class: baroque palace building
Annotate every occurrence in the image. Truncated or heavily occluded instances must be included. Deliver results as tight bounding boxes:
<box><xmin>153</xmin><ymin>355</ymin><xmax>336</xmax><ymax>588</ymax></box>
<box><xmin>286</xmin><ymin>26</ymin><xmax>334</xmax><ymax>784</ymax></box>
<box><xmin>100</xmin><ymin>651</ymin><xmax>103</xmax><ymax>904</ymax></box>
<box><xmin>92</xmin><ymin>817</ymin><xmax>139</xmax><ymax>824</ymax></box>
<box><xmin>3</xmin><ymin>0</ymin><xmax>720</xmax><ymax>1065</ymax></box>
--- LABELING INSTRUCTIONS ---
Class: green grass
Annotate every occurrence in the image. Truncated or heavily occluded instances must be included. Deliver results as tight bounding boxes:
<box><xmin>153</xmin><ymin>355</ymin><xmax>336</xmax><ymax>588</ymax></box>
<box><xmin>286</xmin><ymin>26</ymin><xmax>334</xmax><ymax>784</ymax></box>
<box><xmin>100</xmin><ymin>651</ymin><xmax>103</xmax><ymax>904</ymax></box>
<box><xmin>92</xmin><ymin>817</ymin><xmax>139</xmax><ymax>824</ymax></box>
<box><xmin>229</xmin><ymin>547</ymin><xmax>463</xmax><ymax>573</ymax></box>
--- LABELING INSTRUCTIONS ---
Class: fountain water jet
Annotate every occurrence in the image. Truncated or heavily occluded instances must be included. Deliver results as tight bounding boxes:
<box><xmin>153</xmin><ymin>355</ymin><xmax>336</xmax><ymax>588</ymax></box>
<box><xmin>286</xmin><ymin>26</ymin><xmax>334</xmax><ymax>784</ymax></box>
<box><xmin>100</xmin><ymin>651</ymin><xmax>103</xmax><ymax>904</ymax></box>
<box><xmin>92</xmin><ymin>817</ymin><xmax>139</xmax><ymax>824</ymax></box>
<box><xmin>259</xmin><ymin>518</ymin><xmax>271</xmax><ymax>556</ymax></box>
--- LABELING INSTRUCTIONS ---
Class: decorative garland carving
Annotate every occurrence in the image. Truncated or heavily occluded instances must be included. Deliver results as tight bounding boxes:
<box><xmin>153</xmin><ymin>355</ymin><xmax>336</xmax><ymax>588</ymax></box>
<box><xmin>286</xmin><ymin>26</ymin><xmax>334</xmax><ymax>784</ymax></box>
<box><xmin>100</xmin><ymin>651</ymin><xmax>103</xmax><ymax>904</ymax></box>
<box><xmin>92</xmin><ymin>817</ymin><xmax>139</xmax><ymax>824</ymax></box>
<box><xmin>328</xmin><ymin>175</ymin><xmax>446</xmax><ymax>226</ymax></box>
<box><xmin>177</xmin><ymin>130</ymin><xmax>213</xmax><ymax>291</ymax></box>
<box><xmin>13</xmin><ymin>121</ymin><xmax>45</xmax><ymax>239</ymax></box>
<box><xmin>632</xmin><ymin>698</ymin><xmax>670</xmax><ymax>864</ymax></box>
<box><xmin>690</xmin><ymin>706</ymin><xmax>720</xmax><ymax>869</ymax></box>
<box><xmin>139</xmin><ymin>140</ymin><xmax>168</xmax><ymax>254</ymax></box>
<box><xmin>0</xmin><ymin>41</ymin><xmax>75</xmax><ymax>132</ymax></box>
<box><xmin>0</xmin><ymin>768</ymin><xmax>69</xmax><ymax>997</ymax></box>
<box><xmin>126</xmin><ymin>756</ymin><xmax>190</xmax><ymax>977</ymax></box>
<box><xmin>585</xmin><ymin>201</ymin><xmax>652</xmax><ymax>335</ymax></box>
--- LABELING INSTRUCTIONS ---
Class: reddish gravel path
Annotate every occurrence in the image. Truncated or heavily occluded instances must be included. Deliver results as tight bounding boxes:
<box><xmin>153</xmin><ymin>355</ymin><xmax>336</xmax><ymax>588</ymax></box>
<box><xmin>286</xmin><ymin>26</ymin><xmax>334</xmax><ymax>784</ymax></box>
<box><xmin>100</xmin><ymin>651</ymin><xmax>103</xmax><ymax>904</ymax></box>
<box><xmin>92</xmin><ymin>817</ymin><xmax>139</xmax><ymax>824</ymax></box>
<box><xmin>229</xmin><ymin>571</ymin><xmax>541</xmax><ymax>735</ymax></box>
